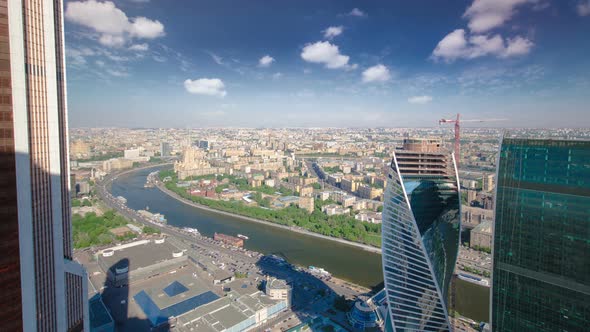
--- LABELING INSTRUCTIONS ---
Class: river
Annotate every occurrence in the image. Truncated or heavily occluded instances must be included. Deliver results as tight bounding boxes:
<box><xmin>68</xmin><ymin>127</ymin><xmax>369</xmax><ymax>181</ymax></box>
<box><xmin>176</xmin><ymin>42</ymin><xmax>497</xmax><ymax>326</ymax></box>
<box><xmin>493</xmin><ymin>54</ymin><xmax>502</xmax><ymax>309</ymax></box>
<box><xmin>109</xmin><ymin>166</ymin><xmax>490</xmax><ymax>321</ymax></box>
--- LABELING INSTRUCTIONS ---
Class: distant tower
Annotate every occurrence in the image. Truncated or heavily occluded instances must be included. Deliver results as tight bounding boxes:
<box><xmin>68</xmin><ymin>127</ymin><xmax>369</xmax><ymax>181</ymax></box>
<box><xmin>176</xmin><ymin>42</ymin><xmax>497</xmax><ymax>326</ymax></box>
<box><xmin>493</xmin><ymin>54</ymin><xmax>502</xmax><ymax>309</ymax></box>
<box><xmin>0</xmin><ymin>0</ymin><xmax>88</xmax><ymax>330</ymax></box>
<box><xmin>491</xmin><ymin>135</ymin><xmax>590</xmax><ymax>331</ymax></box>
<box><xmin>381</xmin><ymin>138</ymin><xmax>461</xmax><ymax>331</ymax></box>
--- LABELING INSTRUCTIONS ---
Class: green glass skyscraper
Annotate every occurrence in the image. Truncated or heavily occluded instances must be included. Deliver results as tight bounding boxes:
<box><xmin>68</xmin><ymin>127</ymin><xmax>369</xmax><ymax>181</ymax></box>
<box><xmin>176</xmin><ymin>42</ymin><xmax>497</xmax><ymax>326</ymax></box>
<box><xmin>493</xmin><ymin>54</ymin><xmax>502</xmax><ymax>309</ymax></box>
<box><xmin>491</xmin><ymin>136</ymin><xmax>590</xmax><ymax>331</ymax></box>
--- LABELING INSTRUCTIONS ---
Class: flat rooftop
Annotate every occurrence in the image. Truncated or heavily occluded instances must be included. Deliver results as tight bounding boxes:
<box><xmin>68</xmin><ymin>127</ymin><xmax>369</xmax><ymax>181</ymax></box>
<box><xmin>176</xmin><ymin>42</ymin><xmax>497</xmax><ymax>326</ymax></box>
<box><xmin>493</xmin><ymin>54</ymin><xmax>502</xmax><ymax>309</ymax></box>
<box><xmin>133</xmin><ymin>272</ymin><xmax>220</xmax><ymax>326</ymax></box>
<box><xmin>99</xmin><ymin>240</ymin><xmax>182</xmax><ymax>273</ymax></box>
<box><xmin>175</xmin><ymin>291</ymin><xmax>285</xmax><ymax>331</ymax></box>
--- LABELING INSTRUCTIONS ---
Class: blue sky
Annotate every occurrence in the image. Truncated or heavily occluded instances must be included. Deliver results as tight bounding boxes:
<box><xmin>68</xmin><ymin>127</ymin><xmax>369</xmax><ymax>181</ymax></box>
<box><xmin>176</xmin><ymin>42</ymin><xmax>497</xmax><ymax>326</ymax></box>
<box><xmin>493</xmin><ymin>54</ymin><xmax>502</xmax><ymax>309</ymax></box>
<box><xmin>64</xmin><ymin>0</ymin><xmax>590</xmax><ymax>128</ymax></box>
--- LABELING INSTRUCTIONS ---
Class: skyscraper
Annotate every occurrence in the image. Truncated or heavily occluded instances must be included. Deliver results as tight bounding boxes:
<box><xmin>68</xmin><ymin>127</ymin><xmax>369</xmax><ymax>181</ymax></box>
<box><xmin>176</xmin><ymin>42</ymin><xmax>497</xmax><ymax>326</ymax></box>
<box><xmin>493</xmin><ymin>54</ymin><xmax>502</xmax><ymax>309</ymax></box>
<box><xmin>381</xmin><ymin>138</ymin><xmax>461</xmax><ymax>331</ymax></box>
<box><xmin>160</xmin><ymin>141</ymin><xmax>171</xmax><ymax>157</ymax></box>
<box><xmin>491</xmin><ymin>136</ymin><xmax>590</xmax><ymax>331</ymax></box>
<box><xmin>0</xmin><ymin>0</ymin><xmax>88</xmax><ymax>331</ymax></box>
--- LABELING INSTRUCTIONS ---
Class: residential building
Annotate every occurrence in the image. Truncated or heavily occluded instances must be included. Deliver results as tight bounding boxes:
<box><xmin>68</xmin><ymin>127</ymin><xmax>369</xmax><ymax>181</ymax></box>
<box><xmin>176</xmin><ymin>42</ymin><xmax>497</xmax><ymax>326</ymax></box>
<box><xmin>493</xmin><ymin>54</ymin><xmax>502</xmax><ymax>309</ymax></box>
<box><xmin>322</xmin><ymin>204</ymin><xmax>350</xmax><ymax>216</ymax></box>
<box><xmin>358</xmin><ymin>184</ymin><xmax>383</xmax><ymax>200</ymax></box>
<box><xmin>160</xmin><ymin>142</ymin><xmax>171</xmax><ymax>157</ymax></box>
<box><xmin>381</xmin><ymin>138</ymin><xmax>460</xmax><ymax>331</ymax></box>
<box><xmin>102</xmin><ymin>158</ymin><xmax>134</xmax><ymax>172</ymax></box>
<box><xmin>466</xmin><ymin>189</ymin><xmax>478</xmax><ymax>204</ymax></box>
<box><xmin>462</xmin><ymin>206</ymin><xmax>493</xmax><ymax>229</ymax></box>
<box><xmin>197</xmin><ymin>139</ymin><xmax>210</xmax><ymax>150</ymax></box>
<box><xmin>470</xmin><ymin>220</ymin><xmax>492</xmax><ymax>249</ymax></box>
<box><xmin>491</xmin><ymin>137</ymin><xmax>590</xmax><ymax>331</ymax></box>
<box><xmin>124</xmin><ymin>148</ymin><xmax>141</xmax><ymax>159</ymax></box>
<box><xmin>298</xmin><ymin>196</ymin><xmax>314</xmax><ymax>213</ymax></box>
<box><xmin>70</xmin><ymin>140</ymin><xmax>90</xmax><ymax>159</ymax></box>
<box><xmin>299</xmin><ymin>185</ymin><xmax>314</xmax><ymax>197</ymax></box>
<box><xmin>0</xmin><ymin>0</ymin><xmax>88</xmax><ymax>330</ymax></box>
<box><xmin>482</xmin><ymin>173</ymin><xmax>494</xmax><ymax>192</ymax></box>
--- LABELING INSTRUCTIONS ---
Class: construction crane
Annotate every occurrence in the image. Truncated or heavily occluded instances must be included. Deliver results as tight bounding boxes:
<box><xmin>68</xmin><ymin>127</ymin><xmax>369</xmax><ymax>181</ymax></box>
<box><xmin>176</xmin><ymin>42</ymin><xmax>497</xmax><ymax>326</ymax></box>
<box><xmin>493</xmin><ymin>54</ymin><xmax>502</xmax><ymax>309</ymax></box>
<box><xmin>439</xmin><ymin>113</ymin><xmax>506</xmax><ymax>166</ymax></box>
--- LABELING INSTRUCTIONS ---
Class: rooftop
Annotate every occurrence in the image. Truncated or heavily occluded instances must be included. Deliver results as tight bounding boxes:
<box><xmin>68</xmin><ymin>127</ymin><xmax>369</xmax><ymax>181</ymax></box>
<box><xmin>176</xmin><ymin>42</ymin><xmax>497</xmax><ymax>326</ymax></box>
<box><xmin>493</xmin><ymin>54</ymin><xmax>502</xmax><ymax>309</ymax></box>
<box><xmin>176</xmin><ymin>291</ymin><xmax>285</xmax><ymax>331</ymax></box>
<box><xmin>99</xmin><ymin>239</ymin><xmax>183</xmax><ymax>273</ymax></box>
<box><xmin>473</xmin><ymin>220</ymin><xmax>493</xmax><ymax>234</ymax></box>
<box><xmin>133</xmin><ymin>272</ymin><xmax>220</xmax><ymax>326</ymax></box>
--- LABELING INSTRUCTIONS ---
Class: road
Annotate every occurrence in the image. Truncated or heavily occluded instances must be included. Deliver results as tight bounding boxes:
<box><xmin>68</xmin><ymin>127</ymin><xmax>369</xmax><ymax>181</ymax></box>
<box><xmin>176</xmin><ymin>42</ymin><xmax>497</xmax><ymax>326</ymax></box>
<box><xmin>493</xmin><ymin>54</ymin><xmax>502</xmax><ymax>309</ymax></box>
<box><xmin>96</xmin><ymin>167</ymin><xmax>370</xmax><ymax>331</ymax></box>
<box><xmin>97</xmin><ymin>167</ymin><xmax>369</xmax><ymax>296</ymax></box>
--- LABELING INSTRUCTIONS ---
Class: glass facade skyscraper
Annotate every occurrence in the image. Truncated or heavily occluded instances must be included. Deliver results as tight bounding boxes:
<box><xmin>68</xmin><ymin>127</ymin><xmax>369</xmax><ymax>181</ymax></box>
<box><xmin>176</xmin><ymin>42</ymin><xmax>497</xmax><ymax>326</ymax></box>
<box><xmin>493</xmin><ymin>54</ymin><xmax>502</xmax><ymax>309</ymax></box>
<box><xmin>382</xmin><ymin>138</ymin><xmax>461</xmax><ymax>331</ymax></box>
<box><xmin>491</xmin><ymin>137</ymin><xmax>590</xmax><ymax>331</ymax></box>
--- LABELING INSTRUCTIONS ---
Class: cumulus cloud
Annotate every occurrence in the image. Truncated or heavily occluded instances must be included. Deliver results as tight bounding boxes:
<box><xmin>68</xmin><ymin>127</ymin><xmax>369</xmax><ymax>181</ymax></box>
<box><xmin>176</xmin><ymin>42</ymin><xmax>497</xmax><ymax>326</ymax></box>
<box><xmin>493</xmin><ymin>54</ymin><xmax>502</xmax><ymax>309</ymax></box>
<box><xmin>577</xmin><ymin>1</ymin><xmax>590</xmax><ymax>16</ymax></box>
<box><xmin>184</xmin><ymin>78</ymin><xmax>227</xmax><ymax>97</ymax></box>
<box><xmin>362</xmin><ymin>64</ymin><xmax>391</xmax><ymax>83</ymax></box>
<box><xmin>432</xmin><ymin>29</ymin><xmax>533</xmax><ymax>61</ymax></box>
<box><xmin>65</xmin><ymin>0</ymin><xmax>164</xmax><ymax>47</ymax></box>
<box><xmin>408</xmin><ymin>95</ymin><xmax>433</xmax><ymax>104</ymax></box>
<box><xmin>463</xmin><ymin>0</ymin><xmax>535</xmax><ymax>33</ymax></box>
<box><xmin>323</xmin><ymin>26</ymin><xmax>343</xmax><ymax>39</ymax></box>
<box><xmin>301</xmin><ymin>41</ymin><xmax>354</xmax><ymax>69</ymax></box>
<box><xmin>348</xmin><ymin>8</ymin><xmax>367</xmax><ymax>17</ymax></box>
<box><xmin>272</xmin><ymin>72</ymin><xmax>283</xmax><ymax>80</ymax></box>
<box><xmin>258</xmin><ymin>55</ymin><xmax>275</xmax><ymax>67</ymax></box>
<box><xmin>129</xmin><ymin>43</ymin><xmax>149</xmax><ymax>51</ymax></box>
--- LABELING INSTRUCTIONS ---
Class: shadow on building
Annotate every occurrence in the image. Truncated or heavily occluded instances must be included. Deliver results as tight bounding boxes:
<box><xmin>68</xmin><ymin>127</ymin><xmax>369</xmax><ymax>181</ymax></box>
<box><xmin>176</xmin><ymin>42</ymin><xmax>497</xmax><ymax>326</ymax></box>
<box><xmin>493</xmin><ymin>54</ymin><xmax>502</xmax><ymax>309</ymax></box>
<box><xmin>254</xmin><ymin>254</ymin><xmax>380</xmax><ymax>332</ymax></box>
<box><xmin>99</xmin><ymin>258</ymin><xmax>170</xmax><ymax>332</ymax></box>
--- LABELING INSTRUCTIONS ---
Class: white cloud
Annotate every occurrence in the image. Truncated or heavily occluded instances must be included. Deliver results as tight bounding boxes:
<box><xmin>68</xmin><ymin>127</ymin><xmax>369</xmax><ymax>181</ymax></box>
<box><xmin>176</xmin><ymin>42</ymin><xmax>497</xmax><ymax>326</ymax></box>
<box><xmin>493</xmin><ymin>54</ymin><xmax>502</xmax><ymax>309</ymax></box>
<box><xmin>208</xmin><ymin>52</ymin><xmax>224</xmax><ymax>65</ymax></box>
<box><xmin>432</xmin><ymin>29</ymin><xmax>533</xmax><ymax>61</ymax></box>
<box><xmin>65</xmin><ymin>0</ymin><xmax>164</xmax><ymax>47</ymax></box>
<box><xmin>408</xmin><ymin>95</ymin><xmax>433</xmax><ymax>104</ymax></box>
<box><xmin>129</xmin><ymin>17</ymin><xmax>165</xmax><ymax>38</ymax></box>
<box><xmin>184</xmin><ymin>78</ymin><xmax>227</xmax><ymax>97</ymax></box>
<box><xmin>348</xmin><ymin>8</ymin><xmax>367</xmax><ymax>17</ymax></box>
<box><xmin>67</xmin><ymin>47</ymin><xmax>95</xmax><ymax>66</ymax></box>
<box><xmin>129</xmin><ymin>43</ymin><xmax>149</xmax><ymax>51</ymax></box>
<box><xmin>463</xmin><ymin>0</ymin><xmax>535</xmax><ymax>33</ymax></box>
<box><xmin>301</xmin><ymin>41</ymin><xmax>354</xmax><ymax>69</ymax></box>
<box><xmin>258</xmin><ymin>55</ymin><xmax>275</xmax><ymax>67</ymax></box>
<box><xmin>362</xmin><ymin>64</ymin><xmax>391</xmax><ymax>83</ymax></box>
<box><xmin>107</xmin><ymin>69</ymin><xmax>129</xmax><ymax>77</ymax></box>
<box><xmin>323</xmin><ymin>26</ymin><xmax>343</xmax><ymax>39</ymax></box>
<box><xmin>272</xmin><ymin>72</ymin><xmax>283</xmax><ymax>80</ymax></box>
<box><xmin>98</xmin><ymin>34</ymin><xmax>126</xmax><ymax>47</ymax></box>
<box><xmin>577</xmin><ymin>1</ymin><xmax>590</xmax><ymax>16</ymax></box>
<box><xmin>502</xmin><ymin>36</ymin><xmax>534</xmax><ymax>57</ymax></box>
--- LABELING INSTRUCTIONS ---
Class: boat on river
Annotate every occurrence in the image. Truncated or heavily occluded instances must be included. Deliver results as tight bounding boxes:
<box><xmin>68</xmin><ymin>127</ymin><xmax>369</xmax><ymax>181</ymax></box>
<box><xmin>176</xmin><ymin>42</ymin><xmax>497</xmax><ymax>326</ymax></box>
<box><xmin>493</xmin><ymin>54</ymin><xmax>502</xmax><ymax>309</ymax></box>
<box><xmin>237</xmin><ymin>234</ymin><xmax>249</xmax><ymax>240</ymax></box>
<box><xmin>309</xmin><ymin>266</ymin><xmax>331</xmax><ymax>277</ymax></box>
<box><xmin>457</xmin><ymin>273</ymin><xmax>490</xmax><ymax>287</ymax></box>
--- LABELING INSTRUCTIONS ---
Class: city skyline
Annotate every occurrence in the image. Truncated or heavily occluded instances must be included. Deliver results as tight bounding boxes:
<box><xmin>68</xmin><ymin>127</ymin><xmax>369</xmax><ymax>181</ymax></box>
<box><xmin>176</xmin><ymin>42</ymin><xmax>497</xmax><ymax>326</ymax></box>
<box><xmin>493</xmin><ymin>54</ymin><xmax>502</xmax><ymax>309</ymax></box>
<box><xmin>64</xmin><ymin>0</ymin><xmax>590</xmax><ymax>128</ymax></box>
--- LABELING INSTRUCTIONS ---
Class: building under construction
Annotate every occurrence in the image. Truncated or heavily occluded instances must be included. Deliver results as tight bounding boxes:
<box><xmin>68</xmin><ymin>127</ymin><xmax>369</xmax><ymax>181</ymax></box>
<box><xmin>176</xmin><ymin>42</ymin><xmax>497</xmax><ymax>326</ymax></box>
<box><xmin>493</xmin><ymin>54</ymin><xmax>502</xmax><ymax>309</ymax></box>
<box><xmin>394</xmin><ymin>137</ymin><xmax>452</xmax><ymax>177</ymax></box>
<box><xmin>381</xmin><ymin>136</ymin><xmax>461</xmax><ymax>331</ymax></box>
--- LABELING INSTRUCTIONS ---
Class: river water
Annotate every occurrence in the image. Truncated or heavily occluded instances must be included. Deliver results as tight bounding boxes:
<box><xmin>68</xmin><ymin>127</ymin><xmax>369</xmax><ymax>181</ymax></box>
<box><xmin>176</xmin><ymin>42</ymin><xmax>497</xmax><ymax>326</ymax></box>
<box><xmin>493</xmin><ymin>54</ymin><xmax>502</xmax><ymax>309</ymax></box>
<box><xmin>110</xmin><ymin>166</ymin><xmax>489</xmax><ymax>321</ymax></box>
